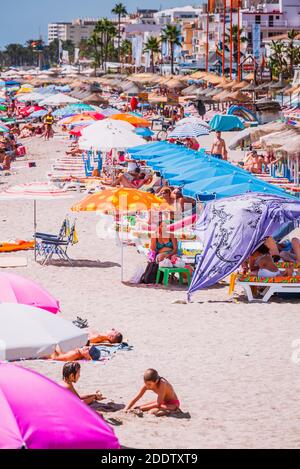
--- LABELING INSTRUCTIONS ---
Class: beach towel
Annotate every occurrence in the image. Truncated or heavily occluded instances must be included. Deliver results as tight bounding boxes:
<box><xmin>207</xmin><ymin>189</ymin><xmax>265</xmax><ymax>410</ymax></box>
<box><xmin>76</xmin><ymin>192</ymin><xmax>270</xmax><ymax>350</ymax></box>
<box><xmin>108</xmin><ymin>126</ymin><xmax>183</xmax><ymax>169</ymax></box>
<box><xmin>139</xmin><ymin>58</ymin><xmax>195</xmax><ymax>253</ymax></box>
<box><xmin>0</xmin><ymin>240</ymin><xmax>34</xmax><ymax>252</ymax></box>
<box><xmin>92</xmin><ymin>343</ymin><xmax>133</xmax><ymax>361</ymax></box>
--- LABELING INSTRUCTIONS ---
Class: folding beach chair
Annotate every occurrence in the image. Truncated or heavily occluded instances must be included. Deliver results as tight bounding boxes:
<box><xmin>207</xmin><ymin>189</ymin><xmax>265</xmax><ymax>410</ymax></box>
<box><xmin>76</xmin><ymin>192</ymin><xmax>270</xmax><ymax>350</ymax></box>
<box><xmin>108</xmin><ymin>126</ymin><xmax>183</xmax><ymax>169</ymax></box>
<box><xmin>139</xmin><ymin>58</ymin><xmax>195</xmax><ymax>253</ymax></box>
<box><xmin>35</xmin><ymin>217</ymin><xmax>70</xmax><ymax>243</ymax></box>
<box><xmin>37</xmin><ymin>220</ymin><xmax>78</xmax><ymax>265</ymax></box>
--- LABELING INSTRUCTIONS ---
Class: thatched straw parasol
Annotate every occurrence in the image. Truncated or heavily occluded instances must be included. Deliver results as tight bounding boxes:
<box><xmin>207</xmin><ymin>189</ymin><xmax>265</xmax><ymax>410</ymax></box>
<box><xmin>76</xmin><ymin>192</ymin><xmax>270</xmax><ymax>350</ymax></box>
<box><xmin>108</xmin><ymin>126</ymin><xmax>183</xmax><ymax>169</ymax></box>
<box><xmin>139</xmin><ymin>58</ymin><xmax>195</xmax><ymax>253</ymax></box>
<box><xmin>82</xmin><ymin>93</ymin><xmax>109</xmax><ymax>105</ymax></box>
<box><xmin>226</xmin><ymin>90</ymin><xmax>251</xmax><ymax>102</ymax></box>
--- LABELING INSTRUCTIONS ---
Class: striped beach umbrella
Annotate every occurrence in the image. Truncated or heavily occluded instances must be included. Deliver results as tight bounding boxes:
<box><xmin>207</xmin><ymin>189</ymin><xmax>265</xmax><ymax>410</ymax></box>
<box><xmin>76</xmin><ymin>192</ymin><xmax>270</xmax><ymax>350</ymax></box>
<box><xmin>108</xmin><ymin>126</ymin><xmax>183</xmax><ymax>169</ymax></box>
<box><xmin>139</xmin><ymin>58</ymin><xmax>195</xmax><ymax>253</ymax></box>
<box><xmin>0</xmin><ymin>183</ymin><xmax>74</xmax><ymax>259</ymax></box>
<box><xmin>168</xmin><ymin>123</ymin><xmax>209</xmax><ymax>139</ymax></box>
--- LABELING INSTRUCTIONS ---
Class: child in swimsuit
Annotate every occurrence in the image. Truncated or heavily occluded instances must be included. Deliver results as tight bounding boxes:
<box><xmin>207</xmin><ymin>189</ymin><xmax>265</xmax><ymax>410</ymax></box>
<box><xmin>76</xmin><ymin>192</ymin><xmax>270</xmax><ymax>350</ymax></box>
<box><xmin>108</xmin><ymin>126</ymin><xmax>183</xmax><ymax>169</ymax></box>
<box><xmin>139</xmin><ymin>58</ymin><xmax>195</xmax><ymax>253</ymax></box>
<box><xmin>125</xmin><ymin>368</ymin><xmax>180</xmax><ymax>416</ymax></box>
<box><xmin>59</xmin><ymin>362</ymin><xmax>105</xmax><ymax>405</ymax></box>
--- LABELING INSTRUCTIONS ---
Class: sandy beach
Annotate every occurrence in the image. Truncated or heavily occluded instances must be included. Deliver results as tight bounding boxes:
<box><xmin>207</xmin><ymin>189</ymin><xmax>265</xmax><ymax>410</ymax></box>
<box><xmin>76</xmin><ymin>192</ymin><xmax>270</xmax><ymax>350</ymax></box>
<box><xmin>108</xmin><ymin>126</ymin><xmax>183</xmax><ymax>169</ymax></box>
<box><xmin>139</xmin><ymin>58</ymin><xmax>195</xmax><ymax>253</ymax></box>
<box><xmin>1</xmin><ymin>133</ymin><xmax>300</xmax><ymax>449</ymax></box>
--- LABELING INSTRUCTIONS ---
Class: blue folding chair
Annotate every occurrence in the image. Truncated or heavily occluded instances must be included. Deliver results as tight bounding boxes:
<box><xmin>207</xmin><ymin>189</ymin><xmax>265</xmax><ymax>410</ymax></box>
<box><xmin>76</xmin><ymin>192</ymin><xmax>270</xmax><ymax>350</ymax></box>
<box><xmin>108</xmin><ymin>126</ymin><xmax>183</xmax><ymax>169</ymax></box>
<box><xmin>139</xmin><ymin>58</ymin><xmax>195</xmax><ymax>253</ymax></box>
<box><xmin>37</xmin><ymin>221</ymin><xmax>78</xmax><ymax>265</ymax></box>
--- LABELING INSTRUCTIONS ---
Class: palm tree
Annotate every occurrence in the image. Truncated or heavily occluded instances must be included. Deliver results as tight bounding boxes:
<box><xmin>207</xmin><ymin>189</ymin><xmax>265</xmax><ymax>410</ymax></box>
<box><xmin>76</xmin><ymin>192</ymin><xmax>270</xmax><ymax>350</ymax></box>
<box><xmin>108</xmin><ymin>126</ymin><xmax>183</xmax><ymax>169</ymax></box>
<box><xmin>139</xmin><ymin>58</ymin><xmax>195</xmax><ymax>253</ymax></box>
<box><xmin>88</xmin><ymin>32</ymin><xmax>102</xmax><ymax>76</ymax></box>
<box><xmin>120</xmin><ymin>39</ymin><xmax>132</xmax><ymax>65</ymax></box>
<box><xmin>144</xmin><ymin>36</ymin><xmax>160</xmax><ymax>73</ymax></box>
<box><xmin>268</xmin><ymin>40</ymin><xmax>287</xmax><ymax>78</ymax></box>
<box><xmin>225</xmin><ymin>25</ymin><xmax>248</xmax><ymax>70</ymax></box>
<box><xmin>94</xmin><ymin>19</ymin><xmax>117</xmax><ymax>71</ymax></box>
<box><xmin>161</xmin><ymin>25</ymin><xmax>182</xmax><ymax>75</ymax></box>
<box><xmin>112</xmin><ymin>3</ymin><xmax>127</xmax><ymax>63</ymax></box>
<box><xmin>286</xmin><ymin>29</ymin><xmax>299</xmax><ymax>77</ymax></box>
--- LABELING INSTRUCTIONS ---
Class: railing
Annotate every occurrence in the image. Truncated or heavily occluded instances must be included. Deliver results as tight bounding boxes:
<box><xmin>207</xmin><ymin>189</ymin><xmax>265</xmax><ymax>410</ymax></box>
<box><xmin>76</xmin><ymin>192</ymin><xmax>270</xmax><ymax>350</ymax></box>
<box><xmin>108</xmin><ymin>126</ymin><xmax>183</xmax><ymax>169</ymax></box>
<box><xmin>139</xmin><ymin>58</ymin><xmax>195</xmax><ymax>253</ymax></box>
<box><xmin>243</xmin><ymin>20</ymin><xmax>288</xmax><ymax>28</ymax></box>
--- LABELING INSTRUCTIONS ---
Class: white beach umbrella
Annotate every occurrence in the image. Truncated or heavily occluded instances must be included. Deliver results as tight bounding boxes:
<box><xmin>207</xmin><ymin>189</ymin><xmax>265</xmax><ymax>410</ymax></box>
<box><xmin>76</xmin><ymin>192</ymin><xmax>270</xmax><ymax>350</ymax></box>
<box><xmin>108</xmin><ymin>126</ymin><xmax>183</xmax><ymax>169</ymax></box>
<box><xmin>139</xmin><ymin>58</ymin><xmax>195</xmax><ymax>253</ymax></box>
<box><xmin>17</xmin><ymin>92</ymin><xmax>46</xmax><ymax>103</ymax></box>
<box><xmin>81</xmin><ymin>118</ymin><xmax>135</xmax><ymax>139</ymax></box>
<box><xmin>79</xmin><ymin>127</ymin><xmax>146</xmax><ymax>151</ymax></box>
<box><xmin>0</xmin><ymin>303</ymin><xmax>88</xmax><ymax>361</ymax></box>
<box><xmin>39</xmin><ymin>93</ymin><xmax>80</xmax><ymax>106</ymax></box>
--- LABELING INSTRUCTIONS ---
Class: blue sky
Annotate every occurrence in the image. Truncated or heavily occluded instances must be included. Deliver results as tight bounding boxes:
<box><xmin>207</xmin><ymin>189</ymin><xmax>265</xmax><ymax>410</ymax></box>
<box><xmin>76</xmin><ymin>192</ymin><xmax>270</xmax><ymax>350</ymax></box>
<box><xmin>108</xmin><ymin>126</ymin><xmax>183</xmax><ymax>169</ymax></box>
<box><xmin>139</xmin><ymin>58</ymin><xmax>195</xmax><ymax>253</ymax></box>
<box><xmin>0</xmin><ymin>0</ymin><xmax>204</xmax><ymax>49</ymax></box>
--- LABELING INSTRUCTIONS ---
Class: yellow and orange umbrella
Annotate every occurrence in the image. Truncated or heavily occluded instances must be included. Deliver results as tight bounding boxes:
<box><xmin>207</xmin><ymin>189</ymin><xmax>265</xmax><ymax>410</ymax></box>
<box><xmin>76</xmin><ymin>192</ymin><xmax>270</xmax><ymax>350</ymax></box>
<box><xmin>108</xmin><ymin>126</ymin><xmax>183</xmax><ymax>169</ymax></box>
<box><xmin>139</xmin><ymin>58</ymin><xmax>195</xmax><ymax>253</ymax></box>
<box><xmin>71</xmin><ymin>188</ymin><xmax>172</xmax><ymax>214</ymax></box>
<box><xmin>60</xmin><ymin>114</ymin><xmax>99</xmax><ymax>125</ymax></box>
<box><xmin>110</xmin><ymin>113</ymin><xmax>150</xmax><ymax>128</ymax></box>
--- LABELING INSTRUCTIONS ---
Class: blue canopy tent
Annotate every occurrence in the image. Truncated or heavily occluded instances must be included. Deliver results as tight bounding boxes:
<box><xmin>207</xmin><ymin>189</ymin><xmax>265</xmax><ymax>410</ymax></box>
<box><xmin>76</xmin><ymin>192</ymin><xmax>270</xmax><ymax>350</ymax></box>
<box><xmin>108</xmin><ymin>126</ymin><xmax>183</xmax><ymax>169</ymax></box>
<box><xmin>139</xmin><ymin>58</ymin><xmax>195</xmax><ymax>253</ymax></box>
<box><xmin>210</xmin><ymin>114</ymin><xmax>245</xmax><ymax>131</ymax></box>
<box><xmin>168</xmin><ymin>163</ymin><xmax>240</xmax><ymax>185</ymax></box>
<box><xmin>148</xmin><ymin>152</ymin><xmax>201</xmax><ymax>172</ymax></box>
<box><xmin>128</xmin><ymin>141</ymin><xmax>169</xmax><ymax>154</ymax></box>
<box><xmin>127</xmin><ymin>140</ymin><xmax>291</xmax><ymax>202</ymax></box>
<box><xmin>130</xmin><ymin>145</ymin><xmax>190</xmax><ymax>160</ymax></box>
<box><xmin>204</xmin><ymin>180</ymin><xmax>289</xmax><ymax>199</ymax></box>
<box><xmin>183</xmin><ymin>174</ymin><xmax>290</xmax><ymax>199</ymax></box>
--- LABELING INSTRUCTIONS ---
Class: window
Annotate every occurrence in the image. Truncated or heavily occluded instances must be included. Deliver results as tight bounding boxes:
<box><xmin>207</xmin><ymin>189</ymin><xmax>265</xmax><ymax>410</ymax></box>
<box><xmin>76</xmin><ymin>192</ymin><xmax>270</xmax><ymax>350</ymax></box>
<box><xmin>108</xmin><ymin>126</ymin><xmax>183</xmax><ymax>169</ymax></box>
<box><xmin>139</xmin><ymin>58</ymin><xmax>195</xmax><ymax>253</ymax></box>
<box><xmin>255</xmin><ymin>15</ymin><xmax>261</xmax><ymax>24</ymax></box>
<box><xmin>269</xmin><ymin>15</ymin><xmax>274</xmax><ymax>27</ymax></box>
<box><xmin>276</xmin><ymin>16</ymin><xmax>280</xmax><ymax>20</ymax></box>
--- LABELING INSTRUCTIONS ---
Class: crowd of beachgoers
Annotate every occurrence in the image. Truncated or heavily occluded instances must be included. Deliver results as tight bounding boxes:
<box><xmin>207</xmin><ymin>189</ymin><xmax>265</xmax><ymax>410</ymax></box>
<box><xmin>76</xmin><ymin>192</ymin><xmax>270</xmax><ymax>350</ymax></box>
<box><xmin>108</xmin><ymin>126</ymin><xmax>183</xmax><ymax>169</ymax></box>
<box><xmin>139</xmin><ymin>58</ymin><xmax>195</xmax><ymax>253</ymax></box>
<box><xmin>0</xmin><ymin>71</ymin><xmax>300</xmax><ymax>449</ymax></box>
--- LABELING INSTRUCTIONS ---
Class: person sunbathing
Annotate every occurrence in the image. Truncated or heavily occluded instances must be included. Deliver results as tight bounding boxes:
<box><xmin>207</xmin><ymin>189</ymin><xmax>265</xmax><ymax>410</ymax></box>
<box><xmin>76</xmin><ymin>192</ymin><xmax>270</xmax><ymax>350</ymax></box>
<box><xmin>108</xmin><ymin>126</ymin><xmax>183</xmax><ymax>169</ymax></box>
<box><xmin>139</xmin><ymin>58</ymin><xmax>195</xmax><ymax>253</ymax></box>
<box><xmin>88</xmin><ymin>328</ymin><xmax>123</xmax><ymax>344</ymax></box>
<box><xmin>66</xmin><ymin>146</ymin><xmax>82</xmax><ymax>156</ymax></box>
<box><xmin>50</xmin><ymin>344</ymin><xmax>94</xmax><ymax>361</ymax></box>
<box><xmin>59</xmin><ymin>361</ymin><xmax>105</xmax><ymax>405</ymax></box>
<box><xmin>277</xmin><ymin>238</ymin><xmax>300</xmax><ymax>263</ymax></box>
<box><xmin>249</xmin><ymin>244</ymin><xmax>294</xmax><ymax>278</ymax></box>
<box><xmin>125</xmin><ymin>368</ymin><xmax>180</xmax><ymax>416</ymax></box>
<box><xmin>114</xmin><ymin>169</ymin><xmax>149</xmax><ymax>189</ymax></box>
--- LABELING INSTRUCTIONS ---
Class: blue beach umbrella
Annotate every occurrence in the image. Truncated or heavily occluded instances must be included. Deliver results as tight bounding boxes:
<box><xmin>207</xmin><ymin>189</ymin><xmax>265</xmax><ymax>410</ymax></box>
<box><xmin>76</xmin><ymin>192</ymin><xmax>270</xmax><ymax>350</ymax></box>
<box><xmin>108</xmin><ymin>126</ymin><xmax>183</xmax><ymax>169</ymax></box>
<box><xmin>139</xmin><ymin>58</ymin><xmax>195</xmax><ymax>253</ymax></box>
<box><xmin>29</xmin><ymin>110</ymin><xmax>48</xmax><ymax>118</ymax></box>
<box><xmin>135</xmin><ymin>127</ymin><xmax>154</xmax><ymax>137</ymax></box>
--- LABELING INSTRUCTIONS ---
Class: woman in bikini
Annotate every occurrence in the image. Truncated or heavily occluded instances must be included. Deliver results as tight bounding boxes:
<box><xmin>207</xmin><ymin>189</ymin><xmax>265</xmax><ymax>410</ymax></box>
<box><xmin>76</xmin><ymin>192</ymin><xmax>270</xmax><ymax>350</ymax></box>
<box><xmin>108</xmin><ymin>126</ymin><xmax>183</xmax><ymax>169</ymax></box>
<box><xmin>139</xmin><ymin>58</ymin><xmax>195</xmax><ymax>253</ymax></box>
<box><xmin>125</xmin><ymin>368</ymin><xmax>180</xmax><ymax>416</ymax></box>
<box><xmin>150</xmin><ymin>221</ymin><xmax>178</xmax><ymax>263</ymax></box>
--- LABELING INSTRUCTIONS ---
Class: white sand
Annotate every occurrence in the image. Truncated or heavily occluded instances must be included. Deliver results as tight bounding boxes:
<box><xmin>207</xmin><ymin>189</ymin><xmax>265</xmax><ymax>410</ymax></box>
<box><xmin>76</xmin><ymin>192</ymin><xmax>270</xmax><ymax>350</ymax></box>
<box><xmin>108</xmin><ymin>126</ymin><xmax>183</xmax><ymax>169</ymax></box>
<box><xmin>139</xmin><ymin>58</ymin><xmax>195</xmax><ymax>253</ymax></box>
<box><xmin>1</xmin><ymin>134</ymin><xmax>300</xmax><ymax>449</ymax></box>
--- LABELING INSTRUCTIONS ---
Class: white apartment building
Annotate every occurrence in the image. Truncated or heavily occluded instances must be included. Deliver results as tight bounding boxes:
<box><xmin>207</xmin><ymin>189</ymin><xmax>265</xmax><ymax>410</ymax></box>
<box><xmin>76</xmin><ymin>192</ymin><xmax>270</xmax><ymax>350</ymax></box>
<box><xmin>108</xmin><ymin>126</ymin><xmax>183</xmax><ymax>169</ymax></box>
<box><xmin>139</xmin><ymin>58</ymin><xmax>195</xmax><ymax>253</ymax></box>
<box><xmin>153</xmin><ymin>5</ymin><xmax>203</xmax><ymax>25</ymax></box>
<box><xmin>48</xmin><ymin>18</ymin><xmax>118</xmax><ymax>45</ymax></box>
<box><xmin>242</xmin><ymin>0</ymin><xmax>300</xmax><ymax>50</ymax></box>
<box><xmin>48</xmin><ymin>22</ymin><xmax>72</xmax><ymax>44</ymax></box>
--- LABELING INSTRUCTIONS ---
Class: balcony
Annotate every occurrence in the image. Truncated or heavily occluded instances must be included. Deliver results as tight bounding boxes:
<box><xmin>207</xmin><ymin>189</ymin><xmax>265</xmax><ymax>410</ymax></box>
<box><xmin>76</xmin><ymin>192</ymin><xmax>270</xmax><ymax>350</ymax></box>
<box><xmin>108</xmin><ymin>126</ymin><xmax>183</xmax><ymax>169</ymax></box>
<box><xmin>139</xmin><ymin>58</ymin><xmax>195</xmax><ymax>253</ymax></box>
<box><xmin>243</xmin><ymin>20</ymin><xmax>288</xmax><ymax>29</ymax></box>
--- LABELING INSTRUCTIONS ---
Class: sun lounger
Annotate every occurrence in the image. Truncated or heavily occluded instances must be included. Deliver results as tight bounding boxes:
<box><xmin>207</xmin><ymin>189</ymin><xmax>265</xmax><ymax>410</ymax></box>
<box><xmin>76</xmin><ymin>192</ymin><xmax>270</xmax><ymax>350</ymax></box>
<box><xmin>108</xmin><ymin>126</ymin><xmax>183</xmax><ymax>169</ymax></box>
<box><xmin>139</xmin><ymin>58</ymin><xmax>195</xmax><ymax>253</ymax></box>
<box><xmin>236</xmin><ymin>273</ymin><xmax>300</xmax><ymax>302</ymax></box>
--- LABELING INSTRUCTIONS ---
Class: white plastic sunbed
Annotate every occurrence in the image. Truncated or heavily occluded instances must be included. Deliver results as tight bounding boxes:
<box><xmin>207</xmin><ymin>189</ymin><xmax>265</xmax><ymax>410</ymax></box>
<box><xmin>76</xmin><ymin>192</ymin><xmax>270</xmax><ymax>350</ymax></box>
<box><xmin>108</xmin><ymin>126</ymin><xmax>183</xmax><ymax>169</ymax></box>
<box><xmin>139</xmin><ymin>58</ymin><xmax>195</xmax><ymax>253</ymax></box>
<box><xmin>236</xmin><ymin>274</ymin><xmax>300</xmax><ymax>303</ymax></box>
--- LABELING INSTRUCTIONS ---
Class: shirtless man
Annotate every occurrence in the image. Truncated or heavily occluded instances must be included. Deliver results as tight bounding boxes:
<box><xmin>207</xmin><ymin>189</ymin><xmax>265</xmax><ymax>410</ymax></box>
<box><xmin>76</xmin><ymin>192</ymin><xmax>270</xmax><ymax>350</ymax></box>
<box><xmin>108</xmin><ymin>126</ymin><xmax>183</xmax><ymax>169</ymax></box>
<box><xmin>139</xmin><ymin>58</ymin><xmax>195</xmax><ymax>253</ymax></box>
<box><xmin>210</xmin><ymin>131</ymin><xmax>227</xmax><ymax>160</ymax></box>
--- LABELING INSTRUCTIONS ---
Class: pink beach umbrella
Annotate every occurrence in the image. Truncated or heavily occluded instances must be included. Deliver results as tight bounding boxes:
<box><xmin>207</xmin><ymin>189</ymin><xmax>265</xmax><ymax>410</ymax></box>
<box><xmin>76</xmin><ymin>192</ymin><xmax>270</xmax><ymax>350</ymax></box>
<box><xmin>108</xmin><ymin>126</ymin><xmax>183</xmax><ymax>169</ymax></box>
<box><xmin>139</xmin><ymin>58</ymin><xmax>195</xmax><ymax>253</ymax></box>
<box><xmin>0</xmin><ymin>363</ymin><xmax>120</xmax><ymax>449</ymax></box>
<box><xmin>0</xmin><ymin>272</ymin><xmax>60</xmax><ymax>314</ymax></box>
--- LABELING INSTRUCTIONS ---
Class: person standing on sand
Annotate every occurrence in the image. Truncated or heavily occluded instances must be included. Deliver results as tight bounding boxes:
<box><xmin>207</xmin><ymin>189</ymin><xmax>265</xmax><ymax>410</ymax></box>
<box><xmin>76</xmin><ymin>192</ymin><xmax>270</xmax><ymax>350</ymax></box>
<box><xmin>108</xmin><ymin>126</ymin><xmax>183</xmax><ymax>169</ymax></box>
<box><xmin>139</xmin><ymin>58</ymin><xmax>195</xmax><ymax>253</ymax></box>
<box><xmin>210</xmin><ymin>131</ymin><xmax>227</xmax><ymax>160</ymax></box>
<box><xmin>43</xmin><ymin>110</ymin><xmax>54</xmax><ymax>140</ymax></box>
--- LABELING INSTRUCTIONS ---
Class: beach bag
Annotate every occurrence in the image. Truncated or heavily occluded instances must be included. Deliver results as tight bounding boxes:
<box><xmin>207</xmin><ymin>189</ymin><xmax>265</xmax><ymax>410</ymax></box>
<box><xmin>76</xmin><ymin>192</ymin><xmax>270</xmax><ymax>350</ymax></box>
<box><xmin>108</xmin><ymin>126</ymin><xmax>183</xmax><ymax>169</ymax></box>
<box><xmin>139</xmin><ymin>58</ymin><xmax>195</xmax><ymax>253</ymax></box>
<box><xmin>140</xmin><ymin>261</ymin><xmax>161</xmax><ymax>284</ymax></box>
<box><xmin>129</xmin><ymin>264</ymin><xmax>145</xmax><ymax>284</ymax></box>
<box><xmin>159</xmin><ymin>258</ymin><xmax>173</xmax><ymax>268</ymax></box>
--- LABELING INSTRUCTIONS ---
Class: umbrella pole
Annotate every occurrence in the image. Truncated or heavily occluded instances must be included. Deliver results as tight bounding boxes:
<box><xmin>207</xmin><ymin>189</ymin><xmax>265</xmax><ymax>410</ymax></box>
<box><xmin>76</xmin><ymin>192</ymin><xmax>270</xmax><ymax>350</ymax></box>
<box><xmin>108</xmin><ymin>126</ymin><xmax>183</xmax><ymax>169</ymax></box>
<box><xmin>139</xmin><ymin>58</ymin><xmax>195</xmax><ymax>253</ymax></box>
<box><xmin>34</xmin><ymin>199</ymin><xmax>37</xmax><ymax>261</ymax></box>
<box><xmin>121</xmin><ymin>235</ymin><xmax>124</xmax><ymax>282</ymax></box>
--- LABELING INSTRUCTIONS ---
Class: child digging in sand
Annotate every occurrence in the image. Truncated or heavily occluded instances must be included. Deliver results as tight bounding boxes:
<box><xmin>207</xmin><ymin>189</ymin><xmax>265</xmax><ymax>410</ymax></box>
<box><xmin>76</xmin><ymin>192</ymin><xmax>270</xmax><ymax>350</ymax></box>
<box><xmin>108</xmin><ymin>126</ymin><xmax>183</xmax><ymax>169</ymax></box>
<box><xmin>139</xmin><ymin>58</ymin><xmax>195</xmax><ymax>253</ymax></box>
<box><xmin>125</xmin><ymin>368</ymin><xmax>180</xmax><ymax>416</ymax></box>
<box><xmin>60</xmin><ymin>362</ymin><xmax>105</xmax><ymax>405</ymax></box>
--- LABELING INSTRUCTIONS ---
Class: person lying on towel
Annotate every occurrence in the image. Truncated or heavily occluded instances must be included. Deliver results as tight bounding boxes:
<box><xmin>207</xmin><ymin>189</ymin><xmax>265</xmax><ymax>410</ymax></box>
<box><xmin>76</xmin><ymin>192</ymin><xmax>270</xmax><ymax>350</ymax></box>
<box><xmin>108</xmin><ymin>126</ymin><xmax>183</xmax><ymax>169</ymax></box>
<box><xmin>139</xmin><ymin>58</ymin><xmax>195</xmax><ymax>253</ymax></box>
<box><xmin>49</xmin><ymin>329</ymin><xmax>123</xmax><ymax>361</ymax></box>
